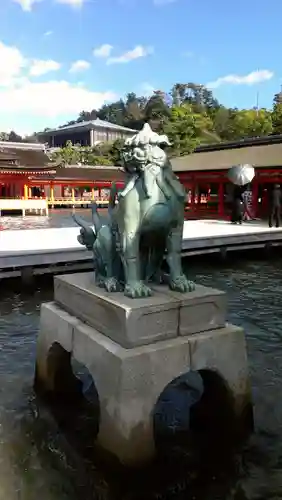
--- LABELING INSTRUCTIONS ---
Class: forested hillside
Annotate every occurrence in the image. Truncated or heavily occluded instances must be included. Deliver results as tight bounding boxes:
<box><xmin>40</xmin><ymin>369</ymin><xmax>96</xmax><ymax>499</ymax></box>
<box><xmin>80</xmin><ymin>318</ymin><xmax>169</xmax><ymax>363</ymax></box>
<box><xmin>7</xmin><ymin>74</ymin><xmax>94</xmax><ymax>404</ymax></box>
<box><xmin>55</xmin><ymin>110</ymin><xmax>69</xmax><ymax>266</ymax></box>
<box><xmin>3</xmin><ymin>82</ymin><xmax>282</xmax><ymax>165</ymax></box>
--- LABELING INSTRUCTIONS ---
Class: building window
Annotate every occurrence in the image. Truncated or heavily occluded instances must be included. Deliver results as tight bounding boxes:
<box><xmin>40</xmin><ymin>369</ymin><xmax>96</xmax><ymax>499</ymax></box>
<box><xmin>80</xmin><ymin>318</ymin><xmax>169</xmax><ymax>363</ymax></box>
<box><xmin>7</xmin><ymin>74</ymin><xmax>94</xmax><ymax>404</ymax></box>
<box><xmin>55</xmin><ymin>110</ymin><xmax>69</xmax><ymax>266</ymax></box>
<box><xmin>95</xmin><ymin>129</ymin><xmax>106</xmax><ymax>142</ymax></box>
<box><xmin>108</xmin><ymin>131</ymin><xmax>118</xmax><ymax>141</ymax></box>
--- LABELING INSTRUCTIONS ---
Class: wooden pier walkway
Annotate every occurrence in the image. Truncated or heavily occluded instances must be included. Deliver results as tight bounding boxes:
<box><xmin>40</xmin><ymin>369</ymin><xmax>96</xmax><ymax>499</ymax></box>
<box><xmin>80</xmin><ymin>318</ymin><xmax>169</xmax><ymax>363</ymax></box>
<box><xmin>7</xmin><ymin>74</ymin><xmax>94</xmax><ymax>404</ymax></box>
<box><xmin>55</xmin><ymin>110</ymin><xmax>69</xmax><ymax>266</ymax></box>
<box><xmin>1</xmin><ymin>220</ymin><xmax>282</xmax><ymax>280</ymax></box>
<box><xmin>0</xmin><ymin>198</ymin><xmax>49</xmax><ymax>216</ymax></box>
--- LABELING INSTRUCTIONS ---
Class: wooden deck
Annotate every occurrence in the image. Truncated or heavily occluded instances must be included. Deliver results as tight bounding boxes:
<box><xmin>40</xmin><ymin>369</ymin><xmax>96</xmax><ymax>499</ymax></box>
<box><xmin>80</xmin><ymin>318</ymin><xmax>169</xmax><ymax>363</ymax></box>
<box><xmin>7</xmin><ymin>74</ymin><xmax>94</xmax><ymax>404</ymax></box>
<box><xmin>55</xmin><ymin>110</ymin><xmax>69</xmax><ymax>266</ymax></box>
<box><xmin>47</xmin><ymin>197</ymin><xmax>109</xmax><ymax>207</ymax></box>
<box><xmin>1</xmin><ymin>220</ymin><xmax>282</xmax><ymax>280</ymax></box>
<box><xmin>0</xmin><ymin>198</ymin><xmax>48</xmax><ymax>216</ymax></box>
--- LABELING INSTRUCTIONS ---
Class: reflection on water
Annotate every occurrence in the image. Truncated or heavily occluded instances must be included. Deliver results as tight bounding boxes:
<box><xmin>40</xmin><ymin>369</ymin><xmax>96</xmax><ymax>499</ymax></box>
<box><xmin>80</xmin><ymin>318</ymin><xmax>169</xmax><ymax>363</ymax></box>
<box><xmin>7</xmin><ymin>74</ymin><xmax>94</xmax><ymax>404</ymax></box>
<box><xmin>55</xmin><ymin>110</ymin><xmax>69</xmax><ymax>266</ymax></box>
<box><xmin>0</xmin><ymin>209</ymin><xmax>95</xmax><ymax>231</ymax></box>
<box><xmin>0</xmin><ymin>226</ymin><xmax>282</xmax><ymax>497</ymax></box>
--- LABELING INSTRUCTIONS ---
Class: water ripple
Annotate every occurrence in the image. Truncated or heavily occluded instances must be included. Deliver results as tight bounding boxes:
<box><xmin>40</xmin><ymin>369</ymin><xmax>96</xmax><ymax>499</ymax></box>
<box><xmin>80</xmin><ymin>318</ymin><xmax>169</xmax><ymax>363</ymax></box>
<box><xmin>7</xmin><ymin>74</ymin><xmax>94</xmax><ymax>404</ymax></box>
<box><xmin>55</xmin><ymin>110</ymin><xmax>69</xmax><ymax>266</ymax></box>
<box><xmin>0</xmin><ymin>250</ymin><xmax>282</xmax><ymax>498</ymax></box>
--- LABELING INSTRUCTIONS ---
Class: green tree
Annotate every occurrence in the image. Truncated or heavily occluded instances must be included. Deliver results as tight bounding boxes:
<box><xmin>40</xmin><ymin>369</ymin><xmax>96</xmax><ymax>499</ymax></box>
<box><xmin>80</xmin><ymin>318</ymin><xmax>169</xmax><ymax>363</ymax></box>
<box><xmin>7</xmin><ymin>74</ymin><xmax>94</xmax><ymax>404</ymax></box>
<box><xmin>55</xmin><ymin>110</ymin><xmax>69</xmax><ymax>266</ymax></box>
<box><xmin>273</xmin><ymin>89</ymin><xmax>282</xmax><ymax>106</ymax></box>
<box><xmin>77</xmin><ymin>109</ymin><xmax>97</xmax><ymax>122</ymax></box>
<box><xmin>123</xmin><ymin>92</ymin><xmax>146</xmax><ymax>130</ymax></box>
<box><xmin>144</xmin><ymin>90</ymin><xmax>170</xmax><ymax>131</ymax></box>
<box><xmin>230</xmin><ymin>109</ymin><xmax>273</xmax><ymax>139</ymax></box>
<box><xmin>43</xmin><ymin>80</ymin><xmax>282</xmax><ymax>150</ymax></box>
<box><xmin>49</xmin><ymin>141</ymin><xmax>118</xmax><ymax>166</ymax></box>
<box><xmin>89</xmin><ymin>155</ymin><xmax>113</xmax><ymax>166</ymax></box>
<box><xmin>271</xmin><ymin>90</ymin><xmax>282</xmax><ymax>134</ymax></box>
<box><xmin>107</xmin><ymin>139</ymin><xmax>125</xmax><ymax>165</ymax></box>
<box><xmin>97</xmin><ymin>100</ymin><xmax>126</xmax><ymax>125</ymax></box>
<box><xmin>8</xmin><ymin>130</ymin><xmax>23</xmax><ymax>142</ymax></box>
<box><xmin>212</xmin><ymin>107</ymin><xmax>239</xmax><ymax>140</ymax></box>
<box><xmin>50</xmin><ymin>140</ymin><xmax>82</xmax><ymax>165</ymax></box>
<box><xmin>0</xmin><ymin>132</ymin><xmax>9</xmax><ymax>141</ymax></box>
<box><xmin>163</xmin><ymin>104</ymin><xmax>214</xmax><ymax>156</ymax></box>
<box><xmin>272</xmin><ymin>104</ymin><xmax>282</xmax><ymax>134</ymax></box>
<box><xmin>170</xmin><ymin>83</ymin><xmax>219</xmax><ymax>116</ymax></box>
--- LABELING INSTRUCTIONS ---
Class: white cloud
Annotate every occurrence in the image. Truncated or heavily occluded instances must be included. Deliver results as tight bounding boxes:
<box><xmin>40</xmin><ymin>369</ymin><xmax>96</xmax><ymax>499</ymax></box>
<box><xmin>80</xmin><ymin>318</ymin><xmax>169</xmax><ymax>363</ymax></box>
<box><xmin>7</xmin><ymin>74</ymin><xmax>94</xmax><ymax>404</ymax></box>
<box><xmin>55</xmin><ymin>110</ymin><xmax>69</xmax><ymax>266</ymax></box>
<box><xmin>29</xmin><ymin>59</ymin><xmax>61</xmax><ymax>76</ymax></box>
<box><xmin>55</xmin><ymin>0</ymin><xmax>85</xmax><ymax>7</ymax></box>
<box><xmin>12</xmin><ymin>0</ymin><xmax>41</xmax><ymax>11</ymax></box>
<box><xmin>93</xmin><ymin>44</ymin><xmax>113</xmax><ymax>58</ymax></box>
<box><xmin>13</xmin><ymin>0</ymin><xmax>85</xmax><ymax>9</ymax></box>
<box><xmin>107</xmin><ymin>45</ymin><xmax>153</xmax><ymax>65</ymax></box>
<box><xmin>44</xmin><ymin>30</ymin><xmax>53</xmax><ymax>37</ymax></box>
<box><xmin>0</xmin><ymin>81</ymin><xmax>115</xmax><ymax>116</ymax></box>
<box><xmin>0</xmin><ymin>81</ymin><xmax>116</xmax><ymax>135</ymax></box>
<box><xmin>0</xmin><ymin>40</ymin><xmax>116</xmax><ymax>135</ymax></box>
<box><xmin>69</xmin><ymin>59</ymin><xmax>90</xmax><ymax>73</ymax></box>
<box><xmin>0</xmin><ymin>41</ymin><xmax>26</xmax><ymax>86</ymax></box>
<box><xmin>207</xmin><ymin>69</ymin><xmax>274</xmax><ymax>89</ymax></box>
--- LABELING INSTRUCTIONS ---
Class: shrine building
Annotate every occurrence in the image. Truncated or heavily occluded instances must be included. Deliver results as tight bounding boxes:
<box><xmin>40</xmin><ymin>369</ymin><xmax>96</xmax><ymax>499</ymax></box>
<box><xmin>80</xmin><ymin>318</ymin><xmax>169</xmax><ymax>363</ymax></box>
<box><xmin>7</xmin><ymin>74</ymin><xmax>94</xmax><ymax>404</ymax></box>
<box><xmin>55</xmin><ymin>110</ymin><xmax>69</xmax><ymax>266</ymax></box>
<box><xmin>37</xmin><ymin>119</ymin><xmax>137</xmax><ymax>147</ymax></box>
<box><xmin>1</xmin><ymin>134</ymin><xmax>282</xmax><ymax>219</ymax></box>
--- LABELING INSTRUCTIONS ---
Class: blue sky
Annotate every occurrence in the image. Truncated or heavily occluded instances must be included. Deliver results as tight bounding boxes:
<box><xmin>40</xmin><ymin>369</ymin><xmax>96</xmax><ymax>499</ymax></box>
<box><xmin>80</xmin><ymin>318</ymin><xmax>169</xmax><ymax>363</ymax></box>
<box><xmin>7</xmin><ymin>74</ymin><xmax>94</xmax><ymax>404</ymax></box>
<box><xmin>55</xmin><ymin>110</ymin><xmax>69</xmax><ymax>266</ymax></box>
<box><xmin>0</xmin><ymin>0</ymin><xmax>281</xmax><ymax>135</ymax></box>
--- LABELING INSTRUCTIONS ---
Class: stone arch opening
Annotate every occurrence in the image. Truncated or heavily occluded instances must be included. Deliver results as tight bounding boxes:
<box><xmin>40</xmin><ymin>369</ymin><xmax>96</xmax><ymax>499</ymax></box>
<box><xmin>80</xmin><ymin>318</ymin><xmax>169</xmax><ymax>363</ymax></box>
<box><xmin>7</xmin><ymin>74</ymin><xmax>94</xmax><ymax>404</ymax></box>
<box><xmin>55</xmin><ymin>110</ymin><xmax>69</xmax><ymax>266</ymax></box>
<box><xmin>35</xmin><ymin>342</ymin><xmax>100</xmax><ymax>442</ymax></box>
<box><xmin>189</xmin><ymin>369</ymin><xmax>237</xmax><ymax>450</ymax></box>
<box><xmin>153</xmin><ymin>370</ymin><xmax>204</xmax><ymax>452</ymax></box>
<box><xmin>38</xmin><ymin>342</ymin><xmax>81</xmax><ymax>397</ymax></box>
<box><xmin>153</xmin><ymin>369</ymin><xmax>237</xmax><ymax>455</ymax></box>
<box><xmin>71</xmin><ymin>357</ymin><xmax>100</xmax><ymax>415</ymax></box>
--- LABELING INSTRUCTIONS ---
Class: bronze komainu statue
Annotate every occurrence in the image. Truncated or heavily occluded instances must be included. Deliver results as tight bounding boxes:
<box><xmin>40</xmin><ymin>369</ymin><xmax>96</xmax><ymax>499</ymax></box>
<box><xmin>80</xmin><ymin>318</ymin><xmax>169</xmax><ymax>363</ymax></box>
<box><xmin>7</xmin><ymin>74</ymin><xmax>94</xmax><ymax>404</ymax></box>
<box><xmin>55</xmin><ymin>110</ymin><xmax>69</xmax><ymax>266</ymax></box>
<box><xmin>73</xmin><ymin>123</ymin><xmax>195</xmax><ymax>298</ymax></box>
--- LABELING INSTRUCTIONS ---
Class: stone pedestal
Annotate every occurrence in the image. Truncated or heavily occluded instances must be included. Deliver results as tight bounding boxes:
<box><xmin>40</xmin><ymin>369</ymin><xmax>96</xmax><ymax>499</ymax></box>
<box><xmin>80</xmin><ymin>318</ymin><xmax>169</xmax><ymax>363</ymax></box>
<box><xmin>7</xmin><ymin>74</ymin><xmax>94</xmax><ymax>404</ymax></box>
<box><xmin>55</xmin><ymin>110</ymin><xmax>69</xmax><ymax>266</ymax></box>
<box><xmin>35</xmin><ymin>272</ymin><xmax>252</xmax><ymax>466</ymax></box>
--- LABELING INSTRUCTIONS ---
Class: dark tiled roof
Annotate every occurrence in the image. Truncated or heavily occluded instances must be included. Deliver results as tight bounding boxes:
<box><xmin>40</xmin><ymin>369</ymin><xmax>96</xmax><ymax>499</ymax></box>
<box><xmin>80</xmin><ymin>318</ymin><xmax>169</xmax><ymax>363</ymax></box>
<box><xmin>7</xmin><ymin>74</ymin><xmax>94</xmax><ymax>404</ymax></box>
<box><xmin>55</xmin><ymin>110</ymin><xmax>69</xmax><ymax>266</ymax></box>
<box><xmin>0</xmin><ymin>142</ymin><xmax>51</xmax><ymax>167</ymax></box>
<box><xmin>55</xmin><ymin>165</ymin><xmax>124</xmax><ymax>182</ymax></box>
<box><xmin>0</xmin><ymin>169</ymin><xmax>55</xmax><ymax>175</ymax></box>
<box><xmin>0</xmin><ymin>141</ymin><xmax>46</xmax><ymax>151</ymax></box>
<box><xmin>194</xmin><ymin>134</ymin><xmax>282</xmax><ymax>153</ymax></box>
<box><xmin>171</xmin><ymin>142</ymin><xmax>282</xmax><ymax>172</ymax></box>
<box><xmin>38</xmin><ymin>119</ymin><xmax>137</xmax><ymax>135</ymax></box>
<box><xmin>62</xmin><ymin>165</ymin><xmax>120</xmax><ymax>170</ymax></box>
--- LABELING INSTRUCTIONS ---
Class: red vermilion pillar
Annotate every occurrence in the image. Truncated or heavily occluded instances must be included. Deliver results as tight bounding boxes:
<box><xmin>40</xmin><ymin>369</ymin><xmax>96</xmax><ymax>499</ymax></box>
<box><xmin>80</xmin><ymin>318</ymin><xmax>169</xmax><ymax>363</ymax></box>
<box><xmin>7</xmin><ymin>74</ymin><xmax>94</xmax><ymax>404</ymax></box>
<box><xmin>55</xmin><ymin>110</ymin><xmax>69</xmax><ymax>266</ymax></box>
<box><xmin>19</xmin><ymin>181</ymin><xmax>24</xmax><ymax>198</ymax></box>
<box><xmin>252</xmin><ymin>179</ymin><xmax>259</xmax><ymax>218</ymax></box>
<box><xmin>191</xmin><ymin>175</ymin><xmax>196</xmax><ymax>217</ymax></box>
<box><xmin>218</xmin><ymin>182</ymin><xmax>224</xmax><ymax>218</ymax></box>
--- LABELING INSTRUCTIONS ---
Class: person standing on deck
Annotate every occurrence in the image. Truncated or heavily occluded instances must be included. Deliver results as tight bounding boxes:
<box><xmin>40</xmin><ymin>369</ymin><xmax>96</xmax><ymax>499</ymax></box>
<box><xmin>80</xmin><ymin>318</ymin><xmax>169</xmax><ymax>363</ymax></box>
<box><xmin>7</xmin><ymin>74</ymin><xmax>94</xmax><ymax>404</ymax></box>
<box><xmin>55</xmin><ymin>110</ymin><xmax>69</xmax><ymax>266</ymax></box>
<box><xmin>231</xmin><ymin>185</ymin><xmax>244</xmax><ymax>224</ymax></box>
<box><xmin>268</xmin><ymin>184</ymin><xmax>281</xmax><ymax>228</ymax></box>
<box><xmin>242</xmin><ymin>187</ymin><xmax>252</xmax><ymax>220</ymax></box>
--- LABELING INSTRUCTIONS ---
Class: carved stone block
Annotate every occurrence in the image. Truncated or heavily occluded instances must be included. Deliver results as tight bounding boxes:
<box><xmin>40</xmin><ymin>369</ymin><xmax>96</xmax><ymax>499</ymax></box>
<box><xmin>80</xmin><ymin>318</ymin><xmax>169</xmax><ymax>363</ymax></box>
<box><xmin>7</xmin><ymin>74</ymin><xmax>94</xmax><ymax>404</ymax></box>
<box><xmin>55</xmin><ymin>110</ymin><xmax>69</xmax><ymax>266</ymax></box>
<box><xmin>54</xmin><ymin>272</ymin><xmax>180</xmax><ymax>348</ymax></box>
<box><xmin>54</xmin><ymin>272</ymin><xmax>227</xmax><ymax>348</ymax></box>
<box><xmin>151</xmin><ymin>284</ymin><xmax>227</xmax><ymax>336</ymax></box>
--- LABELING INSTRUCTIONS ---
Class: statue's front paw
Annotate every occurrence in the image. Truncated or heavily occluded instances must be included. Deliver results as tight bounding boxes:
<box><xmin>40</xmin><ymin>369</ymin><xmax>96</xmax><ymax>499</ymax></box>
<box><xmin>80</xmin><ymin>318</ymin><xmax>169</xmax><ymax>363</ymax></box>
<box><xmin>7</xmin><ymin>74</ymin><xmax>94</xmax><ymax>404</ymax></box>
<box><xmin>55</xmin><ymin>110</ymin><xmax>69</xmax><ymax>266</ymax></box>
<box><xmin>78</xmin><ymin>235</ymin><xmax>93</xmax><ymax>251</ymax></box>
<box><xmin>95</xmin><ymin>274</ymin><xmax>105</xmax><ymax>288</ymax></box>
<box><xmin>78</xmin><ymin>228</ymin><xmax>95</xmax><ymax>250</ymax></box>
<box><xmin>124</xmin><ymin>281</ymin><xmax>152</xmax><ymax>299</ymax></box>
<box><xmin>77</xmin><ymin>234</ymin><xmax>86</xmax><ymax>246</ymax></box>
<box><xmin>104</xmin><ymin>277</ymin><xmax>122</xmax><ymax>292</ymax></box>
<box><xmin>169</xmin><ymin>275</ymin><xmax>195</xmax><ymax>293</ymax></box>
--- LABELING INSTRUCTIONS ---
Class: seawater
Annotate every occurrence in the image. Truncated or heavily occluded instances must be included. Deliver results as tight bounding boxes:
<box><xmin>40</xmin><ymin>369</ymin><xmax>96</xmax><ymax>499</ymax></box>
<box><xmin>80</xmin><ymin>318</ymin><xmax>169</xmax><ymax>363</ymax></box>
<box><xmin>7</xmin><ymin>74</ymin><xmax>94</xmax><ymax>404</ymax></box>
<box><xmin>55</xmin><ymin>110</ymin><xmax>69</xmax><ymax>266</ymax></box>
<box><xmin>0</xmin><ymin>211</ymin><xmax>282</xmax><ymax>499</ymax></box>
